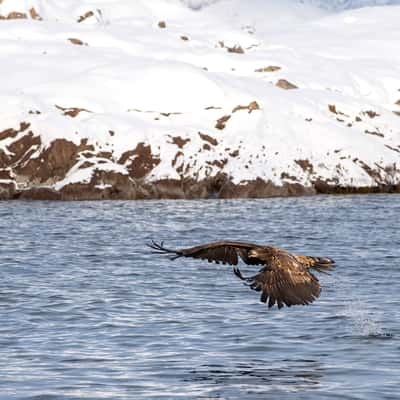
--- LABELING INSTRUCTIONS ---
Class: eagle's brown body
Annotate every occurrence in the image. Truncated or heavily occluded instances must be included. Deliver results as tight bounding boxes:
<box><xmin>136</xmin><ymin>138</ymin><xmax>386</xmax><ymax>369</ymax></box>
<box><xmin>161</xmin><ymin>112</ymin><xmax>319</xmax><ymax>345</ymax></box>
<box><xmin>149</xmin><ymin>240</ymin><xmax>335</xmax><ymax>309</ymax></box>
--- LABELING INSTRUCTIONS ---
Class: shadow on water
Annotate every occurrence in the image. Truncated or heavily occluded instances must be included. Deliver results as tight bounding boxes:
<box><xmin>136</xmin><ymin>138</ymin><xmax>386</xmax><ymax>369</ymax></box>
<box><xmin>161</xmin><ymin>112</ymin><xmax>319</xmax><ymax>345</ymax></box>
<box><xmin>185</xmin><ymin>359</ymin><xmax>323</xmax><ymax>391</ymax></box>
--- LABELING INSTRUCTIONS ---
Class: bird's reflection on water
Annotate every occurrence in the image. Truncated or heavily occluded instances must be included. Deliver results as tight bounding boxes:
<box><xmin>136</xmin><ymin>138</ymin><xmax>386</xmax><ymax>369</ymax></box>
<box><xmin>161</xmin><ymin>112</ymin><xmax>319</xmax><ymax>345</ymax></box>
<box><xmin>186</xmin><ymin>358</ymin><xmax>322</xmax><ymax>392</ymax></box>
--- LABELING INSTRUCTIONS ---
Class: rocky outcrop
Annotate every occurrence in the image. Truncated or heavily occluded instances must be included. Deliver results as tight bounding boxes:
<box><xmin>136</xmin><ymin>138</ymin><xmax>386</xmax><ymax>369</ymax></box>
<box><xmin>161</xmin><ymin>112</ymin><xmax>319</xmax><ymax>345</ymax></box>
<box><xmin>1</xmin><ymin>116</ymin><xmax>400</xmax><ymax>200</ymax></box>
<box><xmin>275</xmin><ymin>79</ymin><xmax>298</xmax><ymax>90</ymax></box>
<box><xmin>1</xmin><ymin>1</ymin><xmax>400</xmax><ymax>200</ymax></box>
<box><xmin>0</xmin><ymin>180</ymin><xmax>16</xmax><ymax>200</ymax></box>
<box><xmin>1</xmin><ymin>126</ymin><xmax>399</xmax><ymax>200</ymax></box>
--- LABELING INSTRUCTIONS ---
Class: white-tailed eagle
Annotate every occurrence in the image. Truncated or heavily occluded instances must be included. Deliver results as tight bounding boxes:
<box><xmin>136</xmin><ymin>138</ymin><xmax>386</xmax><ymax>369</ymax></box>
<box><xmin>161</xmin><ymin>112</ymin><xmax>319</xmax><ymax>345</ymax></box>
<box><xmin>149</xmin><ymin>240</ymin><xmax>335</xmax><ymax>309</ymax></box>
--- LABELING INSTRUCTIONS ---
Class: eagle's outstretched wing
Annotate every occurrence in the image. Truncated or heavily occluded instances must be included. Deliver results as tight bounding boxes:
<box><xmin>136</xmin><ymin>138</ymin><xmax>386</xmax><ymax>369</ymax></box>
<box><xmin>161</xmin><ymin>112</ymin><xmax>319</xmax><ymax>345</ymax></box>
<box><xmin>148</xmin><ymin>240</ymin><xmax>265</xmax><ymax>265</ymax></box>
<box><xmin>234</xmin><ymin>249</ymin><xmax>321</xmax><ymax>309</ymax></box>
<box><xmin>148</xmin><ymin>240</ymin><xmax>334</xmax><ymax>309</ymax></box>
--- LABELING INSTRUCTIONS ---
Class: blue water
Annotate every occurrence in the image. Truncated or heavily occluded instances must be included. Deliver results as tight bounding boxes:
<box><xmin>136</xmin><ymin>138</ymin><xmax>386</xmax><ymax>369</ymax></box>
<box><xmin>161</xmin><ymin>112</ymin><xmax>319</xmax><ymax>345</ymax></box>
<box><xmin>1</xmin><ymin>195</ymin><xmax>399</xmax><ymax>399</ymax></box>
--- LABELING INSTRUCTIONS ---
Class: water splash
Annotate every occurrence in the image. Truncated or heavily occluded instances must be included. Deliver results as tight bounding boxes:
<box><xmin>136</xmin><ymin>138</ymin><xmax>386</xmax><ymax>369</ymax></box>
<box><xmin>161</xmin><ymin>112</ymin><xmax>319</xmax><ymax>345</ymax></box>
<box><xmin>343</xmin><ymin>300</ymin><xmax>385</xmax><ymax>337</ymax></box>
<box><xmin>328</xmin><ymin>273</ymin><xmax>389</xmax><ymax>338</ymax></box>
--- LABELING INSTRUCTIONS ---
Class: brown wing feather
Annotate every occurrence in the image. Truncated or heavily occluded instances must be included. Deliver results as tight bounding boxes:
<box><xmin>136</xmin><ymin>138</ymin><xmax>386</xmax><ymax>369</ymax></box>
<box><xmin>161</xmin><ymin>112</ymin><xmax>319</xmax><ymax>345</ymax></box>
<box><xmin>247</xmin><ymin>250</ymin><xmax>321</xmax><ymax>309</ymax></box>
<box><xmin>148</xmin><ymin>240</ymin><xmax>265</xmax><ymax>266</ymax></box>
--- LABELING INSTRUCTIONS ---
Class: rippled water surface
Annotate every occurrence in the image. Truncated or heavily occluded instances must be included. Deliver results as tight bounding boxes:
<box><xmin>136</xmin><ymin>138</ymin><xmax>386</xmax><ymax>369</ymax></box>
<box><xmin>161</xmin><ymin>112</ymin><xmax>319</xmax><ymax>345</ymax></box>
<box><xmin>1</xmin><ymin>195</ymin><xmax>400</xmax><ymax>399</ymax></box>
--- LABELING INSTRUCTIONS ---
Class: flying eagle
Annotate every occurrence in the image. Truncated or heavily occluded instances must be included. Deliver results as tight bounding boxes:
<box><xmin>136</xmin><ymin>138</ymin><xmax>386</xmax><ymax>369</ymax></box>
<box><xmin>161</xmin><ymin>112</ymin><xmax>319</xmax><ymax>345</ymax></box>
<box><xmin>148</xmin><ymin>240</ymin><xmax>335</xmax><ymax>309</ymax></box>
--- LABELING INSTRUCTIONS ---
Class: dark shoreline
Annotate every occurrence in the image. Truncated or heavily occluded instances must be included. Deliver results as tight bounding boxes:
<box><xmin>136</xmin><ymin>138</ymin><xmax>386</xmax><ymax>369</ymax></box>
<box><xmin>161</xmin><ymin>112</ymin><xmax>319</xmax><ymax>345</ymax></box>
<box><xmin>2</xmin><ymin>178</ymin><xmax>400</xmax><ymax>201</ymax></box>
<box><xmin>2</xmin><ymin>133</ymin><xmax>400</xmax><ymax>201</ymax></box>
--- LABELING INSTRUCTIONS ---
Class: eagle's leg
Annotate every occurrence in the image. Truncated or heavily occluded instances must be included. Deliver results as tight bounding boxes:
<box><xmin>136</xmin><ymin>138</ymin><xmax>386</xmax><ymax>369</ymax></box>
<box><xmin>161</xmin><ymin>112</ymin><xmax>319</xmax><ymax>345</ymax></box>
<box><xmin>233</xmin><ymin>266</ymin><xmax>256</xmax><ymax>283</ymax></box>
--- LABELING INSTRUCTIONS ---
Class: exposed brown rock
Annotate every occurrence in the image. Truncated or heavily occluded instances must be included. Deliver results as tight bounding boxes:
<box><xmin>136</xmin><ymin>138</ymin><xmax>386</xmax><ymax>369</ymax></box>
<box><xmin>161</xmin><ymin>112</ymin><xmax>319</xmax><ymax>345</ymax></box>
<box><xmin>171</xmin><ymin>151</ymin><xmax>184</xmax><ymax>168</ymax></box>
<box><xmin>97</xmin><ymin>151</ymin><xmax>113</xmax><ymax>159</ymax></box>
<box><xmin>219</xmin><ymin>178</ymin><xmax>315</xmax><ymax>198</ymax></box>
<box><xmin>207</xmin><ymin>159</ymin><xmax>228</xmax><ymax>169</ymax></box>
<box><xmin>205</xmin><ymin>106</ymin><xmax>222</xmax><ymax>110</ymax></box>
<box><xmin>6</xmin><ymin>170</ymin><xmax>400</xmax><ymax>200</ymax></box>
<box><xmin>19</xmin><ymin>122</ymin><xmax>31</xmax><ymax>132</ymax></box>
<box><xmin>217</xmin><ymin>41</ymin><xmax>245</xmax><ymax>54</ymax></box>
<box><xmin>160</xmin><ymin>112</ymin><xmax>182</xmax><ymax>117</ymax></box>
<box><xmin>119</xmin><ymin>143</ymin><xmax>160</xmax><ymax>179</ymax></box>
<box><xmin>363</xmin><ymin>110</ymin><xmax>380</xmax><ymax>119</ymax></box>
<box><xmin>68</xmin><ymin>38</ymin><xmax>88</xmax><ymax>46</ymax></box>
<box><xmin>118</xmin><ymin>150</ymin><xmax>135</xmax><ymax>165</ymax></box>
<box><xmin>328</xmin><ymin>106</ymin><xmax>349</xmax><ymax>117</ymax></box>
<box><xmin>281</xmin><ymin>172</ymin><xmax>298</xmax><ymax>181</ymax></box>
<box><xmin>365</xmin><ymin>129</ymin><xmax>384</xmax><ymax>138</ymax></box>
<box><xmin>0</xmin><ymin>150</ymin><xmax>8</xmax><ymax>167</ymax></box>
<box><xmin>60</xmin><ymin>170</ymin><xmax>138</xmax><ymax>200</ymax></box>
<box><xmin>29</xmin><ymin>7</ymin><xmax>41</xmax><ymax>20</ymax></box>
<box><xmin>313</xmin><ymin>178</ymin><xmax>400</xmax><ymax>194</ymax></box>
<box><xmin>0</xmin><ymin>128</ymin><xmax>18</xmax><ymax>142</ymax></box>
<box><xmin>180</xmin><ymin>35</ymin><xmax>189</xmax><ymax>41</ymax></box>
<box><xmin>328</xmin><ymin>104</ymin><xmax>338</xmax><ymax>114</ymax></box>
<box><xmin>0</xmin><ymin>122</ymin><xmax>30</xmax><ymax>142</ymax></box>
<box><xmin>227</xmin><ymin>45</ymin><xmax>244</xmax><ymax>54</ymax></box>
<box><xmin>183</xmin><ymin>180</ymin><xmax>210</xmax><ymax>199</ymax></box>
<box><xmin>295</xmin><ymin>159</ymin><xmax>314</xmax><ymax>174</ymax></box>
<box><xmin>78</xmin><ymin>11</ymin><xmax>94</xmax><ymax>23</ymax></box>
<box><xmin>178</xmin><ymin>173</ymin><xmax>225</xmax><ymax>199</ymax></box>
<box><xmin>313</xmin><ymin>179</ymin><xmax>343</xmax><ymax>194</ymax></box>
<box><xmin>80</xmin><ymin>151</ymin><xmax>95</xmax><ymax>159</ymax></box>
<box><xmin>198</xmin><ymin>132</ymin><xmax>218</xmax><ymax>146</ymax></box>
<box><xmin>55</xmin><ymin>105</ymin><xmax>92</xmax><ymax>117</ymax></box>
<box><xmin>0</xmin><ymin>181</ymin><xmax>16</xmax><ymax>200</ymax></box>
<box><xmin>385</xmin><ymin>144</ymin><xmax>400</xmax><ymax>153</ymax></box>
<box><xmin>215</xmin><ymin>115</ymin><xmax>231</xmax><ymax>130</ymax></box>
<box><xmin>354</xmin><ymin>159</ymin><xmax>382</xmax><ymax>183</ymax></box>
<box><xmin>255</xmin><ymin>66</ymin><xmax>281</xmax><ymax>72</ymax></box>
<box><xmin>7</xmin><ymin>132</ymin><xmax>41</xmax><ymax>166</ymax></box>
<box><xmin>16</xmin><ymin>138</ymin><xmax>94</xmax><ymax>183</ymax></box>
<box><xmin>0</xmin><ymin>169</ymin><xmax>12</xmax><ymax>180</ymax></box>
<box><xmin>232</xmin><ymin>101</ymin><xmax>260</xmax><ymax>113</ymax></box>
<box><xmin>18</xmin><ymin>187</ymin><xmax>62</xmax><ymax>200</ymax></box>
<box><xmin>0</xmin><ymin>12</ymin><xmax>27</xmax><ymax>20</ymax></box>
<box><xmin>158</xmin><ymin>21</ymin><xmax>166</xmax><ymax>28</ymax></box>
<box><xmin>276</xmin><ymin>79</ymin><xmax>298</xmax><ymax>90</ymax></box>
<box><xmin>151</xmin><ymin>179</ymin><xmax>185</xmax><ymax>199</ymax></box>
<box><xmin>169</xmin><ymin>136</ymin><xmax>190</xmax><ymax>148</ymax></box>
<box><xmin>79</xmin><ymin>161</ymin><xmax>96</xmax><ymax>169</ymax></box>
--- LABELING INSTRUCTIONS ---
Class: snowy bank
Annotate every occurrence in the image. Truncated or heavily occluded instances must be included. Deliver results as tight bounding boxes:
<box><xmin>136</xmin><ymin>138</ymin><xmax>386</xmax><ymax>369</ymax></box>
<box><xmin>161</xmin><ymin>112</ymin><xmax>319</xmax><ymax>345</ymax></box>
<box><xmin>0</xmin><ymin>0</ymin><xmax>399</xmax><ymax>200</ymax></box>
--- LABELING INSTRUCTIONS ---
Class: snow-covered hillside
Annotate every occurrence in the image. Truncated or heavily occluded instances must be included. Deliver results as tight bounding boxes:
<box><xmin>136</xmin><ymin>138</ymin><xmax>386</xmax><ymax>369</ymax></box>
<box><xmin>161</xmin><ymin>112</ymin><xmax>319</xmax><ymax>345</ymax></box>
<box><xmin>304</xmin><ymin>0</ymin><xmax>400</xmax><ymax>10</ymax></box>
<box><xmin>0</xmin><ymin>0</ymin><xmax>399</xmax><ymax>200</ymax></box>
